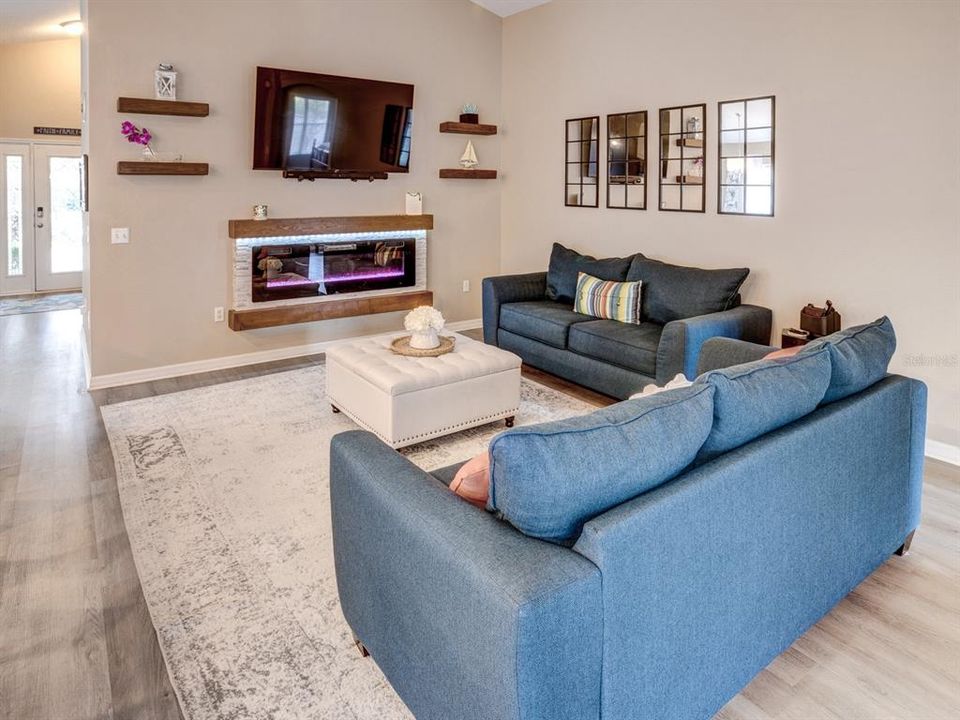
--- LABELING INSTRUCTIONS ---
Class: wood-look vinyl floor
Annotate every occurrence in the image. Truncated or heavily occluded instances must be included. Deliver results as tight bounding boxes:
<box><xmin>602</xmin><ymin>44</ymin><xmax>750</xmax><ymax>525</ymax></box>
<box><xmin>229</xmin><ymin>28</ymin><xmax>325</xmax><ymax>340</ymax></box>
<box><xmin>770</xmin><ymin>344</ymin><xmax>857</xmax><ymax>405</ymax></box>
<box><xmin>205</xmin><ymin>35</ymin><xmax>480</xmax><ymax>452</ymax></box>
<box><xmin>0</xmin><ymin>315</ymin><xmax>956</xmax><ymax>719</ymax></box>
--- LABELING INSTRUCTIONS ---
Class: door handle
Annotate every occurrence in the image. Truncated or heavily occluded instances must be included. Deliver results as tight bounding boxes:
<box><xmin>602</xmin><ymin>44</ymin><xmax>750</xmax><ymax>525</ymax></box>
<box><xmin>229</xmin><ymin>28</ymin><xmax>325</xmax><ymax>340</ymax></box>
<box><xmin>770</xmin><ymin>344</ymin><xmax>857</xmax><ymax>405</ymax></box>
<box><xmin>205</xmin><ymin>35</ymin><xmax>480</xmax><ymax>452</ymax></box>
<box><xmin>36</xmin><ymin>206</ymin><xmax>44</xmax><ymax>228</ymax></box>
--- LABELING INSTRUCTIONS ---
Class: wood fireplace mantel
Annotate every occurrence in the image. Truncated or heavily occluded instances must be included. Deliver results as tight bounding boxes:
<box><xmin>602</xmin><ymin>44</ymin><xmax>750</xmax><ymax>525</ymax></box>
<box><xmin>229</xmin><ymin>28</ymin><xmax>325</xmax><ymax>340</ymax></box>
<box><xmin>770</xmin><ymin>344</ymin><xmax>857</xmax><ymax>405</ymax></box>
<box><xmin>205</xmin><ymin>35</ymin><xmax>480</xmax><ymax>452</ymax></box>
<box><xmin>228</xmin><ymin>290</ymin><xmax>433</xmax><ymax>331</ymax></box>
<box><xmin>228</xmin><ymin>214</ymin><xmax>434</xmax><ymax>239</ymax></box>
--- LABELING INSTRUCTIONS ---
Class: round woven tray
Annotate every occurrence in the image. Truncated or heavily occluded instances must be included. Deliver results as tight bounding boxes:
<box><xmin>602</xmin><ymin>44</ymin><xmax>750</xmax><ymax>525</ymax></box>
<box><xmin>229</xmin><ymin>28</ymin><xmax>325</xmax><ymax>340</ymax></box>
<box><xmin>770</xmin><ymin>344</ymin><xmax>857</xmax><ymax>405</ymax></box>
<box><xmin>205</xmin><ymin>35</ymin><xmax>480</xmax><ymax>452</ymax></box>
<box><xmin>390</xmin><ymin>335</ymin><xmax>456</xmax><ymax>357</ymax></box>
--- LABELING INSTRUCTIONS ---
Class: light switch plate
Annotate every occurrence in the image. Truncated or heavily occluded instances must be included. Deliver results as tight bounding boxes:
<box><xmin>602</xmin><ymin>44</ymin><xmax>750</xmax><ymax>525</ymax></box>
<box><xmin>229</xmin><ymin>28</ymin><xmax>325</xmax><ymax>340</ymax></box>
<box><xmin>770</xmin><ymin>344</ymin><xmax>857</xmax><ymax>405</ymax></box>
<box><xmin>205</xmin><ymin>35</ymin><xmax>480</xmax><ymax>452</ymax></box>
<box><xmin>111</xmin><ymin>227</ymin><xmax>129</xmax><ymax>244</ymax></box>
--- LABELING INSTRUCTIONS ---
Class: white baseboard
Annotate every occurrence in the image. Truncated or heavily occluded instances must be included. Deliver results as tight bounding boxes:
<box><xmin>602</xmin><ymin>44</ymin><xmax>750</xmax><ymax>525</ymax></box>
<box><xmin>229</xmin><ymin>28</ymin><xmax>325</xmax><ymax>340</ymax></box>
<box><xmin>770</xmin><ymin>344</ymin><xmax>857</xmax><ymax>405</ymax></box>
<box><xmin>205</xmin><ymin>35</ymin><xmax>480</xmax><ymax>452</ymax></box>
<box><xmin>85</xmin><ymin>319</ymin><xmax>960</xmax><ymax>469</ymax></box>
<box><xmin>925</xmin><ymin>439</ymin><xmax>960</xmax><ymax>466</ymax></box>
<box><xmin>87</xmin><ymin>318</ymin><xmax>483</xmax><ymax>391</ymax></box>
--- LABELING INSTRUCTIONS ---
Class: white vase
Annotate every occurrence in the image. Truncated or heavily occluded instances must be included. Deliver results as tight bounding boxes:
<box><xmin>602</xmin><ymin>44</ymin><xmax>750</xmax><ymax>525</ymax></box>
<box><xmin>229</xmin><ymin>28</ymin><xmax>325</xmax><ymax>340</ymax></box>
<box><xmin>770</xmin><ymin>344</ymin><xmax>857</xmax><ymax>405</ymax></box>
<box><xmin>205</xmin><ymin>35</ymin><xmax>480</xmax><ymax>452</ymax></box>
<box><xmin>409</xmin><ymin>328</ymin><xmax>440</xmax><ymax>349</ymax></box>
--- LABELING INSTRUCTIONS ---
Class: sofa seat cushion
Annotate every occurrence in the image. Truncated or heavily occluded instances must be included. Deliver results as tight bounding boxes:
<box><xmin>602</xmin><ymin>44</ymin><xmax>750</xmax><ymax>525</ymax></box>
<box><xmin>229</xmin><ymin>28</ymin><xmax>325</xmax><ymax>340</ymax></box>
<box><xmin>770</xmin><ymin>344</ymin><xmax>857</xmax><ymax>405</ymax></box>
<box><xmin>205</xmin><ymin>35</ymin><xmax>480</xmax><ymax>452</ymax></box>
<box><xmin>499</xmin><ymin>300</ymin><xmax>594</xmax><ymax>349</ymax></box>
<box><xmin>800</xmin><ymin>316</ymin><xmax>896</xmax><ymax>404</ymax></box>
<box><xmin>568</xmin><ymin>320</ymin><xmax>663</xmax><ymax>376</ymax></box>
<box><xmin>695</xmin><ymin>346</ymin><xmax>832</xmax><ymax>462</ymax></box>
<box><xmin>546</xmin><ymin>242</ymin><xmax>636</xmax><ymax>304</ymax></box>
<box><xmin>627</xmin><ymin>257</ymin><xmax>749</xmax><ymax>324</ymax></box>
<box><xmin>488</xmin><ymin>384</ymin><xmax>715</xmax><ymax>543</ymax></box>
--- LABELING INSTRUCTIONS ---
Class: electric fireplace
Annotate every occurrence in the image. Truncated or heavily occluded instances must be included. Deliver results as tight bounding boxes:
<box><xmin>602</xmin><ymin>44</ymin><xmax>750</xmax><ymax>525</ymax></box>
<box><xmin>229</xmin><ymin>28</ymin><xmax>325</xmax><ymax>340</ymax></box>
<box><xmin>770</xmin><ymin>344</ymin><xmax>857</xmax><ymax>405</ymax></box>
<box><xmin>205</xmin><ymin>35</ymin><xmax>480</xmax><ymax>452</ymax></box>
<box><xmin>251</xmin><ymin>238</ymin><xmax>416</xmax><ymax>303</ymax></box>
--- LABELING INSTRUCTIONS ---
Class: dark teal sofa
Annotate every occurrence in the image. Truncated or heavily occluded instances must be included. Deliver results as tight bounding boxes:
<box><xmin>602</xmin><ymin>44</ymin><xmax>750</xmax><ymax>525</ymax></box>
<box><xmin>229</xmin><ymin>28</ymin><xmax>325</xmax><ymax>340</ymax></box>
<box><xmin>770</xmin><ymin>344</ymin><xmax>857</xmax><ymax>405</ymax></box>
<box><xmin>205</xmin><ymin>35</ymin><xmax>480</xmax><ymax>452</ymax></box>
<box><xmin>482</xmin><ymin>243</ymin><xmax>772</xmax><ymax>398</ymax></box>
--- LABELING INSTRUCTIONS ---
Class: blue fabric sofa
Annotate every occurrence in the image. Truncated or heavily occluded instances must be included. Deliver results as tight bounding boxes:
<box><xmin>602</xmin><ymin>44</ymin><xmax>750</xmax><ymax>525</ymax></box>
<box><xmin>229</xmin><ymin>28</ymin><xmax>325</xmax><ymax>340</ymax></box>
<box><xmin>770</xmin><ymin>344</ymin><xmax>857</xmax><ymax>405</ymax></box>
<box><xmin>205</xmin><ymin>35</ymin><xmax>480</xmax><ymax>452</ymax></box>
<box><xmin>481</xmin><ymin>243</ymin><xmax>773</xmax><ymax>398</ymax></box>
<box><xmin>330</xmin><ymin>318</ymin><xmax>925</xmax><ymax>720</ymax></box>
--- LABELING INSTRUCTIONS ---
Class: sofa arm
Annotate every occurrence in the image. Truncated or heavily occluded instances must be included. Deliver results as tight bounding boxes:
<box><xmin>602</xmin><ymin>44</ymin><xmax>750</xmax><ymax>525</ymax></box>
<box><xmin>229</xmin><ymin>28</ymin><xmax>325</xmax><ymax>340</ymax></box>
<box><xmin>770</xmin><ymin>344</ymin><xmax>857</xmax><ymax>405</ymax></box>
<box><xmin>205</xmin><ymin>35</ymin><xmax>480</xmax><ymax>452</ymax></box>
<box><xmin>330</xmin><ymin>430</ymin><xmax>602</xmax><ymax>720</ymax></box>
<box><xmin>656</xmin><ymin>304</ymin><xmax>772</xmax><ymax>383</ymax></box>
<box><xmin>696</xmin><ymin>337</ymin><xmax>778</xmax><ymax>375</ymax></box>
<box><xmin>482</xmin><ymin>271</ymin><xmax>548</xmax><ymax>345</ymax></box>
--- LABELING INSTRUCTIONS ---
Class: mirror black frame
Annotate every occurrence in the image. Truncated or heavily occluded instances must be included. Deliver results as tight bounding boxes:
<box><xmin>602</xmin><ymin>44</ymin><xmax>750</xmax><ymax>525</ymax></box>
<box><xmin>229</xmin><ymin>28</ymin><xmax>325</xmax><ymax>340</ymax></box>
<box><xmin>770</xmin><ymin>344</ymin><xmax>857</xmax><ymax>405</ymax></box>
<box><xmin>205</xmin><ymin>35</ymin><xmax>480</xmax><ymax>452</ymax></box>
<box><xmin>717</xmin><ymin>95</ymin><xmax>775</xmax><ymax>217</ymax></box>
<box><xmin>606</xmin><ymin>111</ymin><xmax>647</xmax><ymax>210</ymax></box>
<box><xmin>565</xmin><ymin>116</ymin><xmax>600</xmax><ymax>208</ymax></box>
<box><xmin>658</xmin><ymin>103</ymin><xmax>706</xmax><ymax>213</ymax></box>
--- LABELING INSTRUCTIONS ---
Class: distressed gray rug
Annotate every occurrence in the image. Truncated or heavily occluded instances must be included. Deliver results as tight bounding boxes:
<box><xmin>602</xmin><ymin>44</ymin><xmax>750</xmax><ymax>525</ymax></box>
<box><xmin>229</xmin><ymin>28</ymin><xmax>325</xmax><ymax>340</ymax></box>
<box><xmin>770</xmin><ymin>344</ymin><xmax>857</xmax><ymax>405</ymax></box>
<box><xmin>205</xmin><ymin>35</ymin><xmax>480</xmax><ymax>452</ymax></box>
<box><xmin>101</xmin><ymin>364</ymin><xmax>594</xmax><ymax>720</ymax></box>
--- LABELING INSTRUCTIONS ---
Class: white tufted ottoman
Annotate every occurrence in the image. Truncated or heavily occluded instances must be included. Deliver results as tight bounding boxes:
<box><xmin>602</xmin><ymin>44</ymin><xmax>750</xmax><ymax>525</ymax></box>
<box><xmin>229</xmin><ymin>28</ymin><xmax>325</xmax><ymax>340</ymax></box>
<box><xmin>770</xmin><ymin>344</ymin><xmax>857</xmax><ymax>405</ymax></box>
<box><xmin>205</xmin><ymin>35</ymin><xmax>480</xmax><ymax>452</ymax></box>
<box><xmin>325</xmin><ymin>333</ymin><xmax>522</xmax><ymax>448</ymax></box>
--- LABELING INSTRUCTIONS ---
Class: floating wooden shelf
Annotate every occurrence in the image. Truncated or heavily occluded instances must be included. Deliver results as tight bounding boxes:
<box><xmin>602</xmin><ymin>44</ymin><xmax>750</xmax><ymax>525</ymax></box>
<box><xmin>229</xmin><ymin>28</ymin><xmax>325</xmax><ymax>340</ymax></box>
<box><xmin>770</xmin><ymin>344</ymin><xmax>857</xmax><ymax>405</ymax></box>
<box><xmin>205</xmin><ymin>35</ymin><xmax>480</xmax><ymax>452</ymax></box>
<box><xmin>228</xmin><ymin>214</ymin><xmax>434</xmax><ymax>239</ymax></box>
<box><xmin>228</xmin><ymin>290</ymin><xmax>433</xmax><ymax>331</ymax></box>
<box><xmin>439</xmin><ymin>168</ymin><xmax>497</xmax><ymax>179</ymax></box>
<box><xmin>675</xmin><ymin>175</ymin><xmax>703</xmax><ymax>184</ymax></box>
<box><xmin>117</xmin><ymin>97</ymin><xmax>209</xmax><ymax>117</ymax></box>
<box><xmin>676</xmin><ymin>138</ymin><xmax>703</xmax><ymax>148</ymax></box>
<box><xmin>439</xmin><ymin>122</ymin><xmax>498</xmax><ymax>136</ymax></box>
<box><xmin>117</xmin><ymin>161</ymin><xmax>209</xmax><ymax>176</ymax></box>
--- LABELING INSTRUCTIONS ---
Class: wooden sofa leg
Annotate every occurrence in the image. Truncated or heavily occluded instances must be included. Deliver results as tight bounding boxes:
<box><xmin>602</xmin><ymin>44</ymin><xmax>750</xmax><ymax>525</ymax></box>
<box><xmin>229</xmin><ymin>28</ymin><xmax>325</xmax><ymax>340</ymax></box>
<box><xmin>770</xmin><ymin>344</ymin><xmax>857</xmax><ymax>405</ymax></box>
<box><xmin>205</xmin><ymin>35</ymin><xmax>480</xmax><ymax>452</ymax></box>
<box><xmin>895</xmin><ymin>530</ymin><xmax>916</xmax><ymax>556</ymax></box>
<box><xmin>352</xmin><ymin>633</ymin><xmax>369</xmax><ymax>658</ymax></box>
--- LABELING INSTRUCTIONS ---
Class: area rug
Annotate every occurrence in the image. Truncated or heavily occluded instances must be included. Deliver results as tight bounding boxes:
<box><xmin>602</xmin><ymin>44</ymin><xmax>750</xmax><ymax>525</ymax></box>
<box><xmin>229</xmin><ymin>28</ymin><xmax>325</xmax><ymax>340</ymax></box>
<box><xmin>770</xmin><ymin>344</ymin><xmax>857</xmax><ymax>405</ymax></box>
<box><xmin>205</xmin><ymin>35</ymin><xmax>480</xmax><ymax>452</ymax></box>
<box><xmin>0</xmin><ymin>291</ymin><xmax>84</xmax><ymax>316</ymax></box>
<box><xmin>101</xmin><ymin>364</ymin><xmax>595</xmax><ymax>720</ymax></box>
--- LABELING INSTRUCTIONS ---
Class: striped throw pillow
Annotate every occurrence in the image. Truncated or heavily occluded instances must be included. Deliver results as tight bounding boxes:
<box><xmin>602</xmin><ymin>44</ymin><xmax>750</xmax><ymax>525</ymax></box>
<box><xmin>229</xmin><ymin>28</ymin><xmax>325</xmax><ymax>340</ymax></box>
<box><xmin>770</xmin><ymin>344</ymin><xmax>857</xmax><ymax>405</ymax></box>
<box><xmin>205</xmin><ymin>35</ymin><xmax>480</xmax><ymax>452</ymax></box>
<box><xmin>574</xmin><ymin>272</ymin><xmax>643</xmax><ymax>324</ymax></box>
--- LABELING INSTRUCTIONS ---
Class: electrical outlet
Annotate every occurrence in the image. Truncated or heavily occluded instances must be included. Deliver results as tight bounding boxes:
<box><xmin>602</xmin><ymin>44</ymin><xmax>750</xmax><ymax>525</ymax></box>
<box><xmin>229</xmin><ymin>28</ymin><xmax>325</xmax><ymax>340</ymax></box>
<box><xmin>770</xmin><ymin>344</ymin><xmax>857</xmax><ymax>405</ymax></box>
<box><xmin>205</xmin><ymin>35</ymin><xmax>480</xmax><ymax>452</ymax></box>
<box><xmin>462</xmin><ymin>279</ymin><xmax>470</xmax><ymax>293</ymax></box>
<box><xmin>214</xmin><ymin>306</ymin><xmax>225</xmax><ymax>322</ymax></box>
<box><xmin>111</xmin><ymin>227</ymin><xmax>129</xmax><ymax>244</ymax></box>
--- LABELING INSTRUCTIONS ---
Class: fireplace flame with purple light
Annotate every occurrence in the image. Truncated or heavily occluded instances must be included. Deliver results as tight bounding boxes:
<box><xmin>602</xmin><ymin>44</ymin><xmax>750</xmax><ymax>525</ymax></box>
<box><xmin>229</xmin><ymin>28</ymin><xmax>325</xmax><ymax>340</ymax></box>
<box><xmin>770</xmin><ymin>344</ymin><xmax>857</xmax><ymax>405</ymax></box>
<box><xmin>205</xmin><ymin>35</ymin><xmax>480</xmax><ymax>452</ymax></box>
<box><xmin>251</xmin><ymin>238</ymin><xmax>416</xmax><ymax>303</ymax></box>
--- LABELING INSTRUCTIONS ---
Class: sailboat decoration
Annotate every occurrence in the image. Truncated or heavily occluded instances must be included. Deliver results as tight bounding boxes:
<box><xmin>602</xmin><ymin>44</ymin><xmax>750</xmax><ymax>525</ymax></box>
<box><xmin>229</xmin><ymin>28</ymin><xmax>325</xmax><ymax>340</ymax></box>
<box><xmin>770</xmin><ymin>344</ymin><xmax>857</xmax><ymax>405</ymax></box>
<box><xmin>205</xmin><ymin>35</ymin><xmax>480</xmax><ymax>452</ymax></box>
<box><xmin>459</xmin><ymin>140</ymin><xmax>479</xmax><ymax>169</ymax></box>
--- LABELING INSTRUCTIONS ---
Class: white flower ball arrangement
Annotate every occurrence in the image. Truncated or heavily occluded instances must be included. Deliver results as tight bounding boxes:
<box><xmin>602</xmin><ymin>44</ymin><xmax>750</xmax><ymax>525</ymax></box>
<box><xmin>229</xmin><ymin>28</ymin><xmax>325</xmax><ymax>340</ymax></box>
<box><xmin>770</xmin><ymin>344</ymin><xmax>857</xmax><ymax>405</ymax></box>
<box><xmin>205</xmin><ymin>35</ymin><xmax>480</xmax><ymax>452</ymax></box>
<box><xmin>404</xmin><ymin>306</ymin><xmax>445</xmax><ymax>349</ymax></box>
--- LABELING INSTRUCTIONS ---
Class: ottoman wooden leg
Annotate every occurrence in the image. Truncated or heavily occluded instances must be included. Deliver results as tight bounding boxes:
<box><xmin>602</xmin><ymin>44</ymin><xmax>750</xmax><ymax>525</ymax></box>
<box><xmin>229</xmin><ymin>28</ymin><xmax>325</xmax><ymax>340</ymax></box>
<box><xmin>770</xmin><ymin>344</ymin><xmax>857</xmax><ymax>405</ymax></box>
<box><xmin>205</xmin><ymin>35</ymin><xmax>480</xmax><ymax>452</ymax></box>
<box><xmin>505</xmin><ymin>416</ymin><xmax>515</xmax><ymax>428</ymax></box>
<box><xmin>331</xmin><ymin>404</ymin><xmax>341</xmax><ymax>413</ymax></box>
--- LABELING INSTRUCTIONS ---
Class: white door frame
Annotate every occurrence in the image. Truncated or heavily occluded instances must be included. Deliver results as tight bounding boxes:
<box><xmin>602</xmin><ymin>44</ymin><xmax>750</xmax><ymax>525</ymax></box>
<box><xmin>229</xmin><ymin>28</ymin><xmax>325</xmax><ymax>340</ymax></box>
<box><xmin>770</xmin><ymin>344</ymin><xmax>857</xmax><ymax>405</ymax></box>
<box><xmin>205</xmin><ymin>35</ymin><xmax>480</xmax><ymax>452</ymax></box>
<box><xmin>0</xmin><ymin>138</ymin><xmax>82</xmax><ymax>296</ymax></box>
<box><xmin>33</xmin><ymin>143</ymin><xmax>83</xmax><ymax>292</ymax></box>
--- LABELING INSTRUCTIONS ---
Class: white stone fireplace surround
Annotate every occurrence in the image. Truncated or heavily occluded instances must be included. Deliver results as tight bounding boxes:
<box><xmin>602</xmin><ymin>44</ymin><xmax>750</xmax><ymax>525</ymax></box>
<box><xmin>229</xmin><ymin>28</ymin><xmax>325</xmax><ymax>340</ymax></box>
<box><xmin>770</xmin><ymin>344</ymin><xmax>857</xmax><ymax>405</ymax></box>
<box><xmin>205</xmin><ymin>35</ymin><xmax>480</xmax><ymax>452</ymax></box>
<box><xmin>232</xmin><ymin>229</ymin><xmax>427</xmax><ymax>310</ymax></box>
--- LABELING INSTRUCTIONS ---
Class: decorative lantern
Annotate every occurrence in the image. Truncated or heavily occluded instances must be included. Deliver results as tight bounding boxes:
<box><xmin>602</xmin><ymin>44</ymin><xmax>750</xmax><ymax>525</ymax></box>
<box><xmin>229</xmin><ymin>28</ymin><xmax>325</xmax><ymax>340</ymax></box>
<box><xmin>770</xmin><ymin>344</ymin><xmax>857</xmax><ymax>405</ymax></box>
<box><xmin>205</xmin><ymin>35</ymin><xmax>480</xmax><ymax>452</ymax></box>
<box><xmin>155</xmin><ymin>63</ymin><xmax>177</xmax><ymax>100</ymax></box>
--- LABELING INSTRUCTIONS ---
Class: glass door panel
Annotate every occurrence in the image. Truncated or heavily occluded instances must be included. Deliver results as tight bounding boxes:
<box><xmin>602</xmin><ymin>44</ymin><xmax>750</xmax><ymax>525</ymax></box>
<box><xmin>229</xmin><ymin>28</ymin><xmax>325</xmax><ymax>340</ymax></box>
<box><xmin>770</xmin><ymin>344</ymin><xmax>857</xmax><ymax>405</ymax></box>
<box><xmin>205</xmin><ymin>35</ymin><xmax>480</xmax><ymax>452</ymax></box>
<box><xmin>48</xmin><ymin>156</ymin><xmax>83</xmax><ymax>274</ymax></box>
<box><xmin>0</xmin><ymin>143</ymin><xmax>34</xmax><ymax>295</ymax></box>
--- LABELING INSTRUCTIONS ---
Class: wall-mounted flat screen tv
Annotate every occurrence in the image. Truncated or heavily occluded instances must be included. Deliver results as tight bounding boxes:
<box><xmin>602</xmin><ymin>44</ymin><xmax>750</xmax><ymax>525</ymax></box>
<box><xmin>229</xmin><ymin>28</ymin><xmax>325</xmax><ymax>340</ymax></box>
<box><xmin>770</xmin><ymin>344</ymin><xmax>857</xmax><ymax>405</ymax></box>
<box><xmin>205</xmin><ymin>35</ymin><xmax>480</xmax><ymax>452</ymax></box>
<box><xmin>253</xmin><ymin>66</ymin><xmax>414</xmax><ymax>174</ymax></box>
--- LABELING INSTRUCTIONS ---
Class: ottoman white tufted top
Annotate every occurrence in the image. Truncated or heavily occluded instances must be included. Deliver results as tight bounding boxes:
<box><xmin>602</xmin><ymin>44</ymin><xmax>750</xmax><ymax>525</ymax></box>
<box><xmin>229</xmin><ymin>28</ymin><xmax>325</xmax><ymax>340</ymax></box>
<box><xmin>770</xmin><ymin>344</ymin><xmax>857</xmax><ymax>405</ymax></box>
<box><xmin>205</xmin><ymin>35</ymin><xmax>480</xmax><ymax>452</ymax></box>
<box><xmin>325</xmin><ymin>333</ymin><xmax>521</xmax><ymax>396</ymax></box>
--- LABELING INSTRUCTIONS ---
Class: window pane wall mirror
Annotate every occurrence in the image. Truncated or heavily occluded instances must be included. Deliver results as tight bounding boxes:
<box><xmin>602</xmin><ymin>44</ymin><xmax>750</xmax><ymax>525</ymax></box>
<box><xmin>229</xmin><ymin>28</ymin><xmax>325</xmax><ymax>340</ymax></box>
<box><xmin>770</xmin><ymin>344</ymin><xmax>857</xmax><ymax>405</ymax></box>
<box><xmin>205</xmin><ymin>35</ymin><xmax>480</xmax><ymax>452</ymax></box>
<box><xmin>718</xmin><ymin>95</ymin><xmax>775</xmax><ymax>216</ymax></box>
<box><xmin>565</xmin><ymin>116</ymin><xmax>599</xmax><ymax>207</ymax></box>
<box><xmin>658</xmin><ymin>103</ymin><xmax>705</xmax><ymax>212</ymax></box>
<box><xmin>607</xmin><ymin>111</ymin><xmax>647</xmax><ymax>210</ymax></box>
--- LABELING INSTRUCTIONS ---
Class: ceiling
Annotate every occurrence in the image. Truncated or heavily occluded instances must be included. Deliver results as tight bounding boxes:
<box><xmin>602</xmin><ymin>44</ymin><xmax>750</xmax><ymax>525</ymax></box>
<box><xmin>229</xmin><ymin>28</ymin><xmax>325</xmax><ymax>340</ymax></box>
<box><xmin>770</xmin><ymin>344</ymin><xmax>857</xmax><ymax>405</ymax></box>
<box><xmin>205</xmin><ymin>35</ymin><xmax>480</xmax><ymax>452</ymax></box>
<box><xmin>470</xmin><ymin>0</ymin><xmax>551</xmax><ymax>18</ymax></box>
<box><xmin>0</xmin><ymin>0</ymin><xmax>81</xmax><ymax>44</ymax></box>
<box><xmin>0</xmin><ymin>0</ymin><xmax>549</xmax><ymax>44</ymax></box>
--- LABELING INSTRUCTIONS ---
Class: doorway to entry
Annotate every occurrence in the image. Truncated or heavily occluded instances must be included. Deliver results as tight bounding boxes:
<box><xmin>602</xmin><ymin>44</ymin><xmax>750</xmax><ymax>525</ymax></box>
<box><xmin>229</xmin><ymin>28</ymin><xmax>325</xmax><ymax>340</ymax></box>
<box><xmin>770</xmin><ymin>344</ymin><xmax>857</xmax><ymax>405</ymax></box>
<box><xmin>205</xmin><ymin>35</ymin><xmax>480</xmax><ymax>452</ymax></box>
<box><xmin>0</xmin><ymin>141</ymin><xmax>83</xmax><ymax>295</ymax></box>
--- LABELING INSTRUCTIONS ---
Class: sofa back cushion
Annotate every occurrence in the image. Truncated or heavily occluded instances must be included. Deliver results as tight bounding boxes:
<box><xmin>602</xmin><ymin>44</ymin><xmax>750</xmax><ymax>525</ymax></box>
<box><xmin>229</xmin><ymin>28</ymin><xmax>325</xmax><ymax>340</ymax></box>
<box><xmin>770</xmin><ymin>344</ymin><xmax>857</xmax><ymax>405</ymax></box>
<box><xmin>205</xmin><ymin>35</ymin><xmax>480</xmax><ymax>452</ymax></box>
<box><xmin>546</xmin><ymin>242</ymin><xmax>634</xmax><ymax>304</ymax></box>
<box><xmin>488</xmin><ymin>384</ymin><xmax>715</xmax><ymax>543</ymax></box>
<box><xmin>627</xmin><ymin>257</ymin><xmax>748</xmax><ymax>324</ymax></box>
<box><xmin>800</xmin><ymin>316</ymin><xmax>896</xmax><ymax>404</ymax></box>
<box><xmin>695</xmin><ymin>346</ymin><xmax>831</xmax><ymax>462</ymax></box>
<box><xmin>573</xmin><ymin>272</ymin><xmax>643</xmax><ymax>324</ymax></box>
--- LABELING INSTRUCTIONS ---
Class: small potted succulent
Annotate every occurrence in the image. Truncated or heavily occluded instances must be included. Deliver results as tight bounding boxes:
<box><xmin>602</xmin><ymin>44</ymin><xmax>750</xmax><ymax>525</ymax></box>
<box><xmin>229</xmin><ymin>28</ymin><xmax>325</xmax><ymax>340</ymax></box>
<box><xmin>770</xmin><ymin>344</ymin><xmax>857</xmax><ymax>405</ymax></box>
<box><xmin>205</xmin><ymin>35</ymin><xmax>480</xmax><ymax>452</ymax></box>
<box><xmin>459</xmin><ymin>103</ymin><xmax>479</xmax><ymax>124</ymax></box>
<box><xmin>404</xmin><ymin>305</ymin><xmax>445</xmax><ymax>349</ymax></box>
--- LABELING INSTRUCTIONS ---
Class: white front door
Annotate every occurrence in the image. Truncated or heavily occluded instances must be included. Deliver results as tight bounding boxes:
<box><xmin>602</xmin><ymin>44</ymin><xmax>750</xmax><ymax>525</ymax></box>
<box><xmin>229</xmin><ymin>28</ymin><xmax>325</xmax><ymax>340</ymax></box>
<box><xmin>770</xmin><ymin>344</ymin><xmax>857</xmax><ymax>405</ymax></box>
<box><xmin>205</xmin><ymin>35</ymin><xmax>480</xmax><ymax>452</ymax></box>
<box><xmin>33</xmin><ymin>144</ymin><xmax>83</xmax><ymax>292</ymax></box>
<box><xmin>0</xmin><ymin>142</ymin><xmax>35</xmax><ymax>295</ymax></box>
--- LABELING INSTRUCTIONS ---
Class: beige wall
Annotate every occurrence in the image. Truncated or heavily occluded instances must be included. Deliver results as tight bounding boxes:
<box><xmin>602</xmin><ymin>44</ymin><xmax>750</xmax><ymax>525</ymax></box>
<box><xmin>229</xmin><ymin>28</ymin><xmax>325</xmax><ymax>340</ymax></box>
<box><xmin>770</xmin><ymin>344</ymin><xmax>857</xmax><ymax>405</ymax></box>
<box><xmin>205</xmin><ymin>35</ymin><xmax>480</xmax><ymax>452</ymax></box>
<box><xmin>83</xmin><ymin>0</ymin><xmax>501</xmax><ymax>378</ymax></box>
<box><xmin>0</xmin><ymin>39</ymin><xmax>81</xmax><ymax>138</ymax></box>
<box><xmin>501</xmin><ymin>0</ymin><xmax>960</xmax><ymax>446</ymax></box>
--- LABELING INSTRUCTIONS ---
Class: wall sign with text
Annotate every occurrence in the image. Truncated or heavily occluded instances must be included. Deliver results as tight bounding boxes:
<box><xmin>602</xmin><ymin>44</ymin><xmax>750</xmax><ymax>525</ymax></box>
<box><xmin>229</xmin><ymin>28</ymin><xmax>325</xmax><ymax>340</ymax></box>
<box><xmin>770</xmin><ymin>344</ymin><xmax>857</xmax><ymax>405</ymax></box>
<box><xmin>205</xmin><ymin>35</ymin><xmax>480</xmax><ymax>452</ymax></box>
<box><xmin>33</xmin><ymin>126</ymin><xmax>81</xmax><ymax>136</ymax></box>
